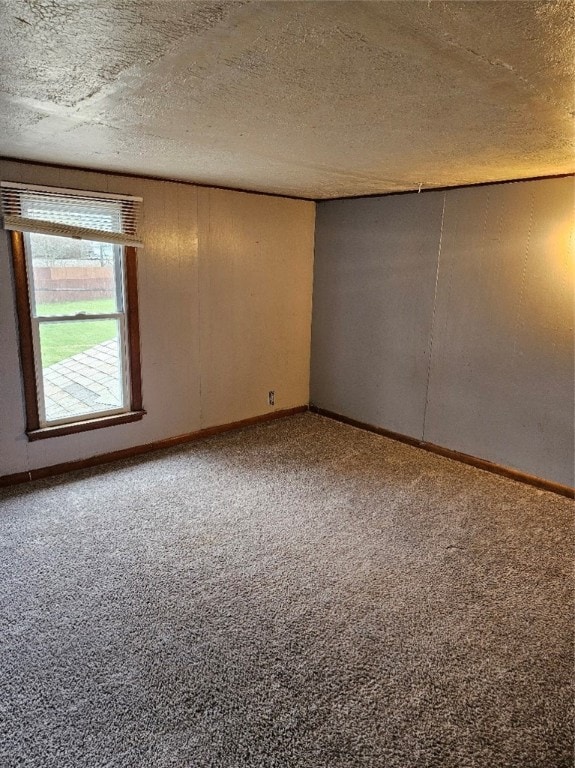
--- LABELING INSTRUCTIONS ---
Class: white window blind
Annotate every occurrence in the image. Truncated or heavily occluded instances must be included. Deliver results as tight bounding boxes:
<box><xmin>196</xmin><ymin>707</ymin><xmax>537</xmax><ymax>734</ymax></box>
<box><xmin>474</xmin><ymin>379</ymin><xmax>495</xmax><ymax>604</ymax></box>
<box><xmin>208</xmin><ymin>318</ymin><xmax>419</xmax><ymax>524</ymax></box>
<box><xmin>0</xmin><ymin>182</ymin><xmax>143</xmax><ymax>247</ymax></box>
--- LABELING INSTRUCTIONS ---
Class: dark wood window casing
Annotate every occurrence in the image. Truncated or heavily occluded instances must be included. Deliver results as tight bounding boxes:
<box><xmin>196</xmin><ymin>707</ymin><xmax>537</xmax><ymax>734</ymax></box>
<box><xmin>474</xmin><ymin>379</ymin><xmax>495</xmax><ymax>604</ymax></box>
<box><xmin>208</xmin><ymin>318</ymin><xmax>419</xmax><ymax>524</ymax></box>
<box><xmin>10</xmin><ymin>231</ymin><xmax>145</xmax><ymax>440</ymax></box>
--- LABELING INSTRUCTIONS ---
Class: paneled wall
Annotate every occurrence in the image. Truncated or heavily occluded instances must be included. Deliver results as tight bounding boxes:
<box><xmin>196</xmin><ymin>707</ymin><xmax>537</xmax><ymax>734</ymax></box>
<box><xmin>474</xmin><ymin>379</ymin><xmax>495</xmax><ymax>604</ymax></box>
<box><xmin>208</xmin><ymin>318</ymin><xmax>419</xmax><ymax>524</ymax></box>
<box><xmin>311</xmin><ymin>177</ymin><xmax>575</xmax><ymax>487</ymax></box>
<box><xmin>3</xmin><ymin>163</ymin><xmax>572</xmax><ymax>488</ymax></box>
<box><xmin>0</xmin><ymin>160</ymin><xmax>315</xmax><ymax>477</ymax></box>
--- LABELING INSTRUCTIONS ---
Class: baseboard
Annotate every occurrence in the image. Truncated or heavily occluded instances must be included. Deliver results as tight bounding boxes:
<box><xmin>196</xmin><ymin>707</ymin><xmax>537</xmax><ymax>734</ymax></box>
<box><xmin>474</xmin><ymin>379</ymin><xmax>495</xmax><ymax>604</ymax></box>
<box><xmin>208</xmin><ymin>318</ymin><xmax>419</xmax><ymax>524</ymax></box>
<box><xmin>309</xmin><ymin>405</ymin><xmax>575</xmax><ymax>500</ymax></box>
<box><xmin>0</xmin><ymin>406</ymin><xmax>308</xmax><ymax>488</ymax></box>
<box><xmin>3</xmin><ymin>404</ymin><xmax>573</xmax><ymax>499</ymax></box>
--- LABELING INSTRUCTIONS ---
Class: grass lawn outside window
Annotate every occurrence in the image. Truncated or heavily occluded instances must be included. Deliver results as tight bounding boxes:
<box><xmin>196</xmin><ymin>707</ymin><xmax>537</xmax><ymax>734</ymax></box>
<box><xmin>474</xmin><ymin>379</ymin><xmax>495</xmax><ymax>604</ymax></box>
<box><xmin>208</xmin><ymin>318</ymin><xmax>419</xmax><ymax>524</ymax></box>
<box><xmin>37</xmin><ymin>299</ymin><xmax>117</xmax><ymax>367</ymax></box>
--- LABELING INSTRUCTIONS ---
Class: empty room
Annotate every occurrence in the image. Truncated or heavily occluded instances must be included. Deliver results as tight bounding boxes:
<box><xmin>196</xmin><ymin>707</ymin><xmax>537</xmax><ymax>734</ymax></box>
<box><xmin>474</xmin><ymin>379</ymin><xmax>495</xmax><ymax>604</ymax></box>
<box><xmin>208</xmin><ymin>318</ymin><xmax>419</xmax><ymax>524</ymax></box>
<box><xmin>0</xmin><ymin>1</ymin><xmax>573</xmax><ymax>766</ymax></box>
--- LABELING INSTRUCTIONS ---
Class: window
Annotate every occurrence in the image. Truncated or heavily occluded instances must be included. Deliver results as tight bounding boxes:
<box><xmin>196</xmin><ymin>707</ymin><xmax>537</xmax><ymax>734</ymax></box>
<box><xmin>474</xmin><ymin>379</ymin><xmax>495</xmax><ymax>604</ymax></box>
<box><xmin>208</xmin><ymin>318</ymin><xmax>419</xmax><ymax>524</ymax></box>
<box><xmin>2</xmin><ymin>182</ymin><xmax>144</xmax><ymax>439</ymax></box>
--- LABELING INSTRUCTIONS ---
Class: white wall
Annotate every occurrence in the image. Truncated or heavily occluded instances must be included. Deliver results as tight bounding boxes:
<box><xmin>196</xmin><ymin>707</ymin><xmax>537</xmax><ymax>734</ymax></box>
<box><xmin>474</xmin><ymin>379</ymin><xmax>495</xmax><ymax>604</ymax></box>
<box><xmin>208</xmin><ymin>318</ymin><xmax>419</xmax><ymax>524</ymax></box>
<box><xmin>0</xmin><ymin>160</ymin><xmax>315</xmax><ymax>477</ymax></box>
<box><xmin>311</xmin><ymin>176</ymin><xmax>575</xmax><ymax>487</ymax></box>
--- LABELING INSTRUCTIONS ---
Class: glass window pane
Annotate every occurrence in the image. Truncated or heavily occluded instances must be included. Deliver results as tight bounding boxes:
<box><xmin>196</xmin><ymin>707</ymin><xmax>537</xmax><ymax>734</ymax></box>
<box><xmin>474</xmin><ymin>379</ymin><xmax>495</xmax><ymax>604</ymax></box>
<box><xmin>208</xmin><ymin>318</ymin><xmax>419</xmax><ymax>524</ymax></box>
<box><xmin>39</xmin><ymin>319</ymin><xmax>125</xmax><ymax>423</ymax></box>
<box><xmin>27</xmin><ymin>233</ymin><xmax>122</xmax><ymax>316</ymax></box>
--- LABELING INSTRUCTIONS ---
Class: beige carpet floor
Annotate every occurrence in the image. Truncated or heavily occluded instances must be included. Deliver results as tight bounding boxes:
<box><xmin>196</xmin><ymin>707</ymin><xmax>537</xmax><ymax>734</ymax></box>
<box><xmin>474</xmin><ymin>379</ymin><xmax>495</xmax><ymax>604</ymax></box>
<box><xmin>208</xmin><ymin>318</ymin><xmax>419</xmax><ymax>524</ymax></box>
<box><xmin>0</xmin><ymin>413</ymin><xmax>572</xmax><ymax>767</ymax></box>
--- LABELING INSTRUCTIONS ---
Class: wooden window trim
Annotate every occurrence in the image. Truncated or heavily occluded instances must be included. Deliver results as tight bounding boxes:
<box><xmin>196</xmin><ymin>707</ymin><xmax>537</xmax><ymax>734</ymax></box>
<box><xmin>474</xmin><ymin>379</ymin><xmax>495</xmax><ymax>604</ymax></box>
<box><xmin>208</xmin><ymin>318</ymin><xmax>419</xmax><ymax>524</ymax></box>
<box><xmin>124</xmin><ymin>246</ymin><xmax>143</xmax><ymax>412</ymax></box>
<box><xmin>26</xmin><ymin>410</ymin><xmax>145</xmax><ymax>441</ymax></box>
<box><xmin>10</xmin><ymin>231</ymin><xmax>145</xmax><ymax>440</ymax></box>
<box><xmin>11</xmin><ymin>231</ymin><xmax>40</xmax><ymax>431</ymax></box>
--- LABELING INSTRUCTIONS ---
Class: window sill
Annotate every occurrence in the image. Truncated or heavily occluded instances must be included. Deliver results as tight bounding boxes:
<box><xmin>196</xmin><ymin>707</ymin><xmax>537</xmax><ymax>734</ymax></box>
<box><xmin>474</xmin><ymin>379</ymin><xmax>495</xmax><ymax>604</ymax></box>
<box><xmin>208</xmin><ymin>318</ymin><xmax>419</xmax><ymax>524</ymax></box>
<box><xmin>27</xmin><ymin>410</ymin><xmax>146</xmax><ymax>441</ymax></box>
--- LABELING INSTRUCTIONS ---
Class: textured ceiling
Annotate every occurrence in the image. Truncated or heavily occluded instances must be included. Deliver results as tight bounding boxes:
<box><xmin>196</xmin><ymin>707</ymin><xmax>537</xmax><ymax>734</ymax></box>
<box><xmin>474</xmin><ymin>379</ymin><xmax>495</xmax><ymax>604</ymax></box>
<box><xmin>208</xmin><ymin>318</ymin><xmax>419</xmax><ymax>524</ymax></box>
<box><xmin>0</xmin><ymin>0</ymin><xmax>573</xmax><ymax>198</ymax></box>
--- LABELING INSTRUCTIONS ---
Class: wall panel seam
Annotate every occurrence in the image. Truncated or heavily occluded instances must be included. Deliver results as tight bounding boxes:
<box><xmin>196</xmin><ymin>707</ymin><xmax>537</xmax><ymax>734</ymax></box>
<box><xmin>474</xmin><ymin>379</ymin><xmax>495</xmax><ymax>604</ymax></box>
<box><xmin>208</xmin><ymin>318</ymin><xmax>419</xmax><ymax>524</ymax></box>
<box><xmin>422</xmin><ymin>191</ymin><xmax>446</xmax><ymax>442</ymax></box>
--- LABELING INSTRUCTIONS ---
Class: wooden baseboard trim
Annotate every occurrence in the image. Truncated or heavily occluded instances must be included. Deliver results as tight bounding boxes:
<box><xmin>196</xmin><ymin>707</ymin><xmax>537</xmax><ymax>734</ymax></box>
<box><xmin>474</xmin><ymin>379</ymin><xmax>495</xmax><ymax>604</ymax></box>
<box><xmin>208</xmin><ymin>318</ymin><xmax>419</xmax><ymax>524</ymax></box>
<box><xmin>309</xmin><ymin>406</ymin><xmax>575</xmax><ymax>499</ymax></box>
<box><xmin>3</xmin><ymin>404</ymin><xmax>572</xmax><ymax>499</ymax></box>
<box><xmin>0</xmin><ymin>406</ymin><xmax>308</xmax><ymax>488</ymax></box>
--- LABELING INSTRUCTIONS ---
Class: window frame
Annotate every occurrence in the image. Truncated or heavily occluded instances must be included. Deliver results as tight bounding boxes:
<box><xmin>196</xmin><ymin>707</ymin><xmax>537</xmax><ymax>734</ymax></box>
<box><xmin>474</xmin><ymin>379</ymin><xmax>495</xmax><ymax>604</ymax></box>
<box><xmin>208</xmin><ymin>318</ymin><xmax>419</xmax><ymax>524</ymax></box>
<box><xmin>10</xmin><ymin>230</ymin><xmax>145</xmax><ymax>440</ymax></box>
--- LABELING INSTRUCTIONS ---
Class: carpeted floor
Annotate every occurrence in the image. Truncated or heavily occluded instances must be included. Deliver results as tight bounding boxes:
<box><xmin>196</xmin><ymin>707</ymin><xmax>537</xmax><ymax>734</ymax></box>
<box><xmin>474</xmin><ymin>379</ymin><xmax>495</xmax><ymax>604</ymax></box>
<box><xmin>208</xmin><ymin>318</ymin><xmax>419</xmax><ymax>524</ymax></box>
<box><xmin>0</xmin><ymin>413</ymin><xmax>572</xmax><ymax>768</ymax></box>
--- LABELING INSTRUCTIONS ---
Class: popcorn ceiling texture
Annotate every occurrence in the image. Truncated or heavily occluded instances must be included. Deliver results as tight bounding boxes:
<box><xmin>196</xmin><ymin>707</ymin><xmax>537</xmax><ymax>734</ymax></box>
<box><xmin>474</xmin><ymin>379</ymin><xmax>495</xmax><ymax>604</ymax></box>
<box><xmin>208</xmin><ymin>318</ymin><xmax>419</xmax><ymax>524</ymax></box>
<box><xmin>0</xmin><ymin>1</ymin><xmax>573</xmax><ymax>198</ymax></box>
<box><xmin>0</xmin><ymin>413</ymin><xmax>572</xmax><ymax>767</ymax></box>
